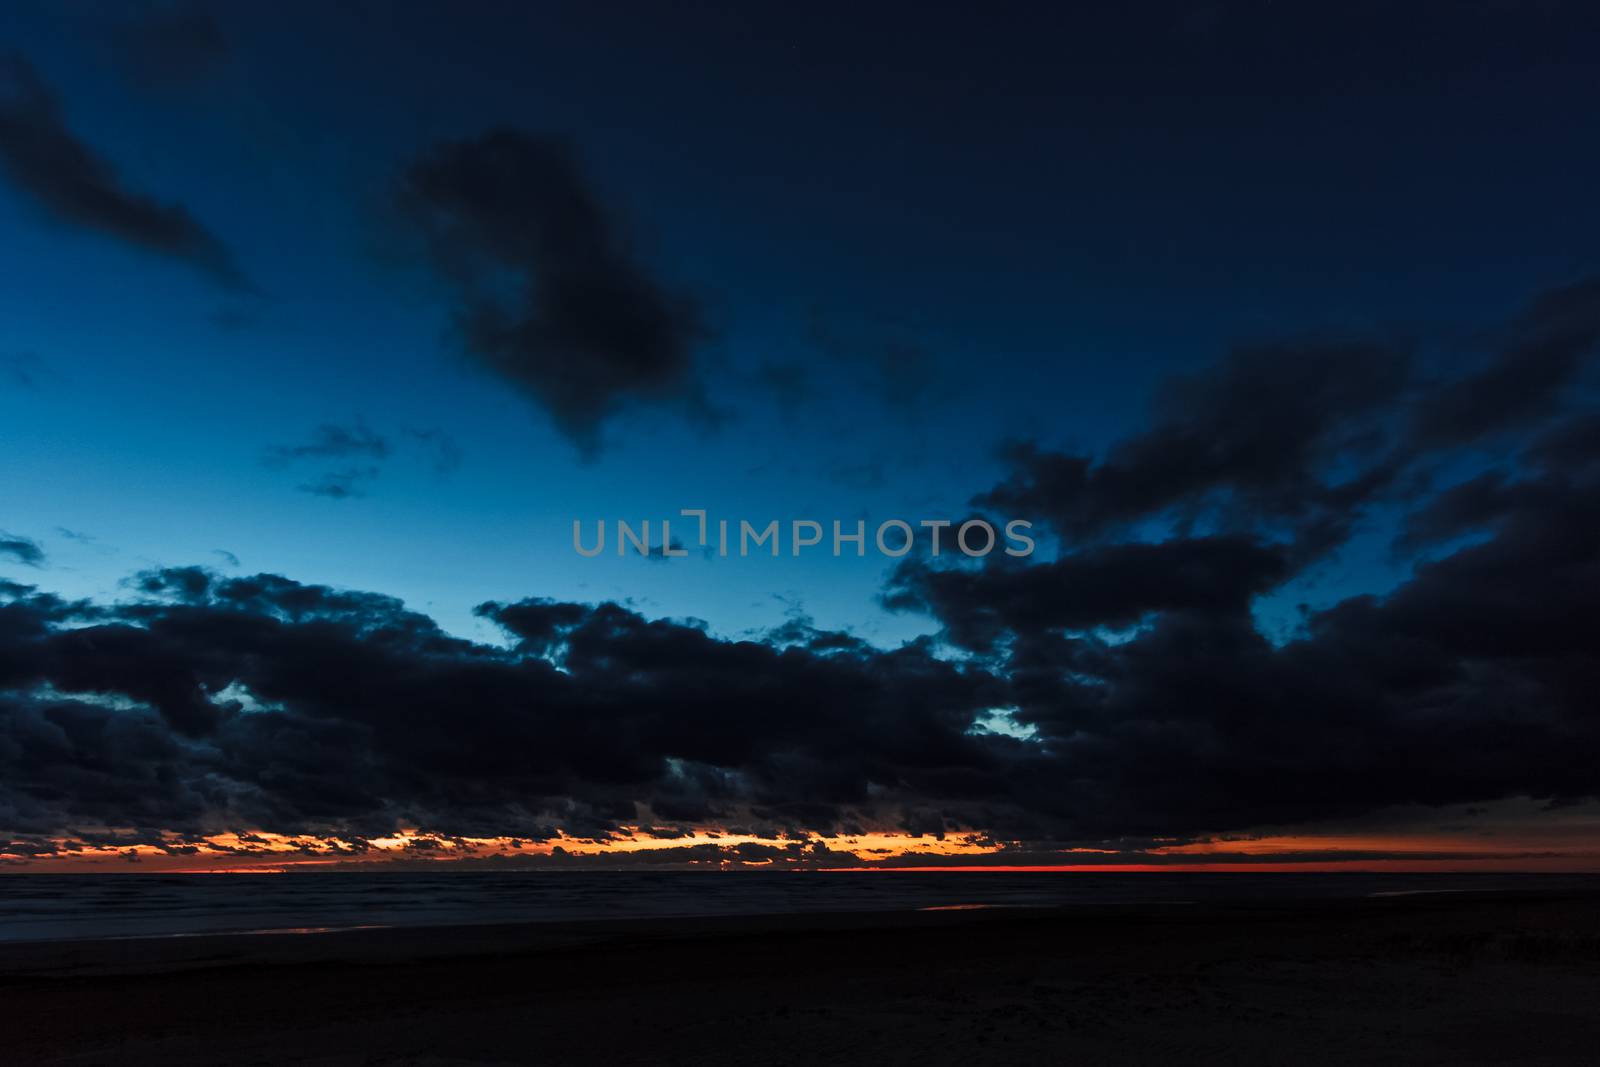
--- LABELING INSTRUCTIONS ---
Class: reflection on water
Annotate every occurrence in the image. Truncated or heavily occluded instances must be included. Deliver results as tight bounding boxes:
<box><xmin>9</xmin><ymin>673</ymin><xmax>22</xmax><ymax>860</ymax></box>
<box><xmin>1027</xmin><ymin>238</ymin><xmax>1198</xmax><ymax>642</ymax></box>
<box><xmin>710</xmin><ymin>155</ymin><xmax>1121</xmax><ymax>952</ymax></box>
<box><xmin>104</xmin><ymin>923</ymin><xmax>392</xmax><ymax>941</ymax></box>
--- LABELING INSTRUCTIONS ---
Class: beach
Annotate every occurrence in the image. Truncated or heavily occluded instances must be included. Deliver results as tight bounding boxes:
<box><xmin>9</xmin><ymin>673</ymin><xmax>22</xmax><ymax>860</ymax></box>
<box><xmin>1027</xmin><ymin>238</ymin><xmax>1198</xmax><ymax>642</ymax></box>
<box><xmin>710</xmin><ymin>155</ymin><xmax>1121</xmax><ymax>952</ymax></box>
<box><xmin>4</xmin><ymin>890</ymin><xmax>1599</xmax><ymax>1065</ymax></box>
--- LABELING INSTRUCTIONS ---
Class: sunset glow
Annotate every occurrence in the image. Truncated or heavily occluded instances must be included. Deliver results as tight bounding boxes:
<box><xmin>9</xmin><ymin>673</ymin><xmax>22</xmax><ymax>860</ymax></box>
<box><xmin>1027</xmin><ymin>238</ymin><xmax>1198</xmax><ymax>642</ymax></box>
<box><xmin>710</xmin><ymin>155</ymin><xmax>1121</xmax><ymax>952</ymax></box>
<box><xmin>12</xmin><ymin>819</ymin><xmax>1600</xmax><ymax>874</ymax></box>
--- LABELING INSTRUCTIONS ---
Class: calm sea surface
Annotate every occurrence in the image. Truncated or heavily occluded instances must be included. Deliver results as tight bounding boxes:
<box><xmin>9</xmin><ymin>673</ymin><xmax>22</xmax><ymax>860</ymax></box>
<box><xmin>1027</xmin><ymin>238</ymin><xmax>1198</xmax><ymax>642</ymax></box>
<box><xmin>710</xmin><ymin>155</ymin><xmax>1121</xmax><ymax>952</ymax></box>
<box><xmin>1</xmin><ymin>871</ymin><xmax>1595</xmax><ymax>943</ymax></box>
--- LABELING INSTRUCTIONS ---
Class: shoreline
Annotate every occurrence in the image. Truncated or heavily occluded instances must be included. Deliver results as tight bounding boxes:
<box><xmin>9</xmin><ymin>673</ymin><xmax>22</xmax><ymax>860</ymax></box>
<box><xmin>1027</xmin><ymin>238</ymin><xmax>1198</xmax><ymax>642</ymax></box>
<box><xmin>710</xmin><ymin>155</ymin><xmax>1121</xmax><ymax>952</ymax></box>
<box><xmin>1</xmin><ymin>885</ymin><xmax>1595</xmax><ymax>975</ymax></box>
<box><xmin>4</xmin><ymin>892</ymin><xmax>1599</xmax><ymax>1063</ymax></box>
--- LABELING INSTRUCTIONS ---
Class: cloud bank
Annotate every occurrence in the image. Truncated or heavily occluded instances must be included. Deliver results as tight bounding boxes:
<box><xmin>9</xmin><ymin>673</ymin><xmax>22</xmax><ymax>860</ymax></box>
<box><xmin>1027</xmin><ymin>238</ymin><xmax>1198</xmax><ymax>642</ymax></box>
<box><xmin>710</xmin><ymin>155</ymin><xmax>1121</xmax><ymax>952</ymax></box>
<box><xmin>3</xmin><ymin>279</ymin><xmax>1597</xmax><ymax>864</ymax></box>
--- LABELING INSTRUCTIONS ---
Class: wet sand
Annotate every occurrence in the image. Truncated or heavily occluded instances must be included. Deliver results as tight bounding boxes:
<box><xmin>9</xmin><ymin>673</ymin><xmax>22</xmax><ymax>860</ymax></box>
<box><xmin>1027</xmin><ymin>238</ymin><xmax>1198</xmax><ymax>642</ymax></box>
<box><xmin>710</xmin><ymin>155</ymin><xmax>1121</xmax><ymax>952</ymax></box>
<box><xmin>3</xmin><ymin>891</ymin><xmax>1599</xmax><ymax>1065</ymax></box>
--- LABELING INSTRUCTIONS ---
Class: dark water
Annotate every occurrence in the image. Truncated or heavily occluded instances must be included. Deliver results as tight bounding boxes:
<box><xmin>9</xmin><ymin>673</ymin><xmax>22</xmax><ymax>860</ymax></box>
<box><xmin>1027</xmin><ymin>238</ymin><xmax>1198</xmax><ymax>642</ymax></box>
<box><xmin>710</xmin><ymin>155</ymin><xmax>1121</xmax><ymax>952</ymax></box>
<box><xmin>1</xmin><ymin>871</ymin><xmax>1596</xmax><ymax>943</ymax></box>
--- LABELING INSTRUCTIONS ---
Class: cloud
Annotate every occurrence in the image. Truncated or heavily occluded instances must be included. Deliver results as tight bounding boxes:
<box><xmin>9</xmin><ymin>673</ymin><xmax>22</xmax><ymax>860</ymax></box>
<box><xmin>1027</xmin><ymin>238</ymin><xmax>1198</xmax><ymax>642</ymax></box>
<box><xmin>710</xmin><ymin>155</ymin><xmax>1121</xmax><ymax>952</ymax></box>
<box><xmin>265</xmin><ymin>422</ymin><xmax>462</xmax><ymax>498</ymax></box>
<box><xmin>873</xmin><ymin>278</ymin><xmax>1600</xmax><ymax>836</ymax></box>
<box><xmin>265</xmin><ymin>423</ymin><xmax>399</xmax><ymax>500</ymax></box>
<box><xmin>52</xmin><ymin>526</ymin><xmax>119</xmax><ymax>558</ymax></box>
<box><xmin>0</xmin><ymin>53</ymin><xmax>250</xmax><ymax>289</ymax></box>
<box><xmin>884</xmin><ymin>457</ymin><xmax>1600</xmax><ymax>836</ymax></box>
<box><xmin>398</xmin><ymin>129</ymin><xmax>710</xmax><ymax>456</ymax></box>
<box><xmin>978</xmin><ymin>338</ymin><xmax>1411</xmax><ymax>551</ymax></box>
<box><xmin>885</xmin><ymin>535</ymin><xmax>1291</xmax><ymax>651</ymax></box>
<box><xmin>4</xmin><ymin>381</ymin><xmax>1599</xmax><ymax>851</ymax></box>
<box><xmin>0</xmin><ymin>569</ymin><xmax>1000</xmax><ymax>842</ymax></box>
<box><xmin>1411</xmin><ymin>279</ymin><xmax>1600</xmax><ymax>449</ymax></box>
<box><xmin>976</xmin><ymin>281</ymin><xmax>1600</xmax><ymax>574</ymax></box>
<box><xmin>0</xmin><ymin>532</ymin><xmax>45</xmax><ymax>568</ymax></box>
<box><xmin>266</xmin><ymin>422</ymin><xmax>390</xmax><ymax>465</ymax></box>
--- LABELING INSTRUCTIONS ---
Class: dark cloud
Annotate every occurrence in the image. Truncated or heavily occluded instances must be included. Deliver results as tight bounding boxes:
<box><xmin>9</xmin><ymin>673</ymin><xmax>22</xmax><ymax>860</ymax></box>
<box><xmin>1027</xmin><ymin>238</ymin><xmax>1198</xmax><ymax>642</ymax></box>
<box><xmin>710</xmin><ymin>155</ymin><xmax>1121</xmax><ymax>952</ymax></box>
<box><xmin>1411</xmin><ymin>279</ymin><xmax>1600</xmax><ymax>449</ymax></box>
<box><xmin>267</xmin><ymin>422</ymin><xmax>455</xmax><ymax>499</ymax></box>
<box><xmin>1395</xmin><ymin>470</ymin><xmax>1531</xmax><ymax>552</ymax></box>
<box><xmin>978</xmin><ymin>281</ymin><xmax>1600</xmax><ymax>575</ymax></box>
<box><xmin>0</xmin><ymin>569</ymin><xmax>1001</xmax><ymax>843</ymax></box>
<box><xmin>108</xmin><ymin>7</ymin><xmax>231</xmax><ymax>90</ymax></box>
<box><xmin>4</xmin><ymin>394</ymin><xmax>1599</xmax><ymax>850</ymax></box>
<box><xmin>0</xmin><ymin>53</ymin><xmax>249</xmax><ymax>289</ymax></box>
<box><xmin>885</xmin><ymin>460</ymin><xmax>1600</xmax><ymax>837</ymax></box>
<box><xmin>398</xmin><ymin>129</ymin><xmax>710</xmax><ymax>456</ymax></box>
<box><xmin>979</xmin><ymin>339</ymin><xmax>1411</xmax><ymax>551</ymax></box>
<box><xmin>0</xmin><ymin>532</ymin><xmax>45</xmax><ymax>568</ymax></box>
<box><xmin>1527</xmin><ymin>413</ymin><xmax>1600</xmax><ymax>479</ymax></box>
<box><xmin>875</xmin><ymin>278</ymin><xmax>1600</xmax><ymax>837</ymax></box>
<box><xmin>885</xmin><ymin>535</ymin><xmax>1291</xmax><ymax>651</ymax></box>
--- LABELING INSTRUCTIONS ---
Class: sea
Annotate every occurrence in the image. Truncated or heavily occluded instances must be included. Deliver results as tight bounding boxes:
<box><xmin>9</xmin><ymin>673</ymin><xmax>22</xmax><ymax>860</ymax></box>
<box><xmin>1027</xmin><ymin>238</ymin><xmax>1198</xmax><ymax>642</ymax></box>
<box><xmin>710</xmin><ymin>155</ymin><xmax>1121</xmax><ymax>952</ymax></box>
<box><xmin>2</xmin><ymin>870</ymin><xmax>1597</xmax><ymax>943</ymax></box>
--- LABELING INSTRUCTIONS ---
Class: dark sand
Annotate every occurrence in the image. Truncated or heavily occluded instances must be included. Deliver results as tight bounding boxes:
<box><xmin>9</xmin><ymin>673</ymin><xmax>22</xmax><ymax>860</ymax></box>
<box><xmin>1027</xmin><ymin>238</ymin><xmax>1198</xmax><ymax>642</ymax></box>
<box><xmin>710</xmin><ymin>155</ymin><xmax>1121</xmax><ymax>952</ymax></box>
<box><xmin>4</xmin><ymin>891</ymin><xmax>1600</xmax><ymax>1065</ymax></box>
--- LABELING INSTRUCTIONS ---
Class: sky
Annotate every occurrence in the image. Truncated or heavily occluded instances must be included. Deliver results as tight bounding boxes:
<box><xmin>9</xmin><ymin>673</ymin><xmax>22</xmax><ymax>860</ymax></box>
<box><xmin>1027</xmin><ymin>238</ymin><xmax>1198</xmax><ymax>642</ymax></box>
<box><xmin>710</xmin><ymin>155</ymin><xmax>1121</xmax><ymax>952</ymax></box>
<box><xmin>2</xmin><ymin>1</ymin><xmax>1599</xmax><ymax>872</ymax></box>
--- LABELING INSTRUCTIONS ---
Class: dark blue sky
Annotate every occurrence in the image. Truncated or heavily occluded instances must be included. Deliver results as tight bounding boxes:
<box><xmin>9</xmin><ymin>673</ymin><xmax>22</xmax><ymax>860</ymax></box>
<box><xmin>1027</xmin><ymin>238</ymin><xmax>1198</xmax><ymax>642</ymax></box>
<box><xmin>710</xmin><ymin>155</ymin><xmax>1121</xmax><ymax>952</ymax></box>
<box><xmin>3</xmin><ymin>1</ymin><xmax>1598</xmax><ymax>643</ymax></box>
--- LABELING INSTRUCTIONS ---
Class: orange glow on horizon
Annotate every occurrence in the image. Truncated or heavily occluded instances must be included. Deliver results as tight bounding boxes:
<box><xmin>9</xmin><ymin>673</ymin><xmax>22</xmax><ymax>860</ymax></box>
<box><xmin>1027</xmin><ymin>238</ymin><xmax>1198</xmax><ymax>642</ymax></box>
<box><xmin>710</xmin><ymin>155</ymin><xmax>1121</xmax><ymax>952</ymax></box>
<box><xmin>7</xmin><ymin>821</ymin><xmax>1599</xmax><ymax>873</ymax></box>
<box><xmin>6</xmin><ymin>826</ymin><xmax>1017</xmax><ymax>872</ymax></box>
<box><xmin>1151</xmin><ymin>833</ymin><xmax>1565</xmax><ymax>857</ymax></box>
<box><xmin>818</xmin><ymin>857</ymin><xmax>1600</xmax><ymax>873</ymax></box>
